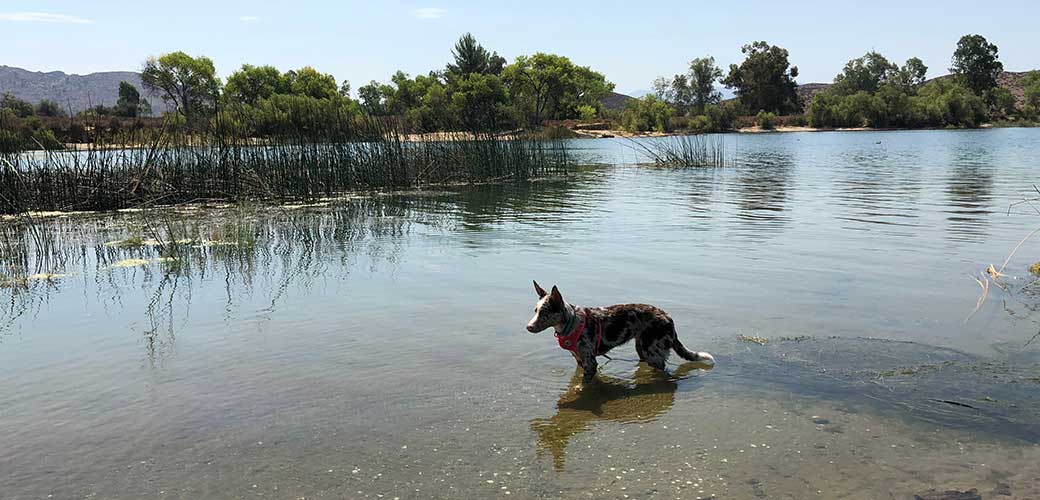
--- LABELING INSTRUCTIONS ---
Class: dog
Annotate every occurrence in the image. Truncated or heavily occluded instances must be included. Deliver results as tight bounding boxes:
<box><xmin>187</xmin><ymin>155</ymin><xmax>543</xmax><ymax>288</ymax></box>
<box><xmin>526</xmin><ymin>281</ymin><xmax>714</xmax><ymax>382</ymax></box>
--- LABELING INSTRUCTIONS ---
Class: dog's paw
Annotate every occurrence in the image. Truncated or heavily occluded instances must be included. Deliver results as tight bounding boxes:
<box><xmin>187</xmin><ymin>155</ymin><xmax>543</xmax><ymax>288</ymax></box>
<box><xmin>696</xmin><ymin>352</ymin><xmax>715</xmax><ymax>365</ymax></box>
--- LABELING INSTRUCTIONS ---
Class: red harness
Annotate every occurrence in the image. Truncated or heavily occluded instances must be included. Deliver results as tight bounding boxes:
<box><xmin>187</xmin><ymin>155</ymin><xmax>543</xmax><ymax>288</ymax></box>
<box><xmin>555</xmin><ymin>307</ymin><xmax>603</xmax><ymax>354</ymax></box>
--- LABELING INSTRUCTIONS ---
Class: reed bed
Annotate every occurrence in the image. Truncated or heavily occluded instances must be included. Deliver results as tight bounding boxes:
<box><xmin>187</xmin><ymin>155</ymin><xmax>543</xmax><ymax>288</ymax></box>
<box><xmin>0</xmin><ymin>108</ymin><xmax>572</xmax><ymax>214</ymax></box>
<box><xmin>627</xmin><ymin>134</ymin><xmax>732</xmax><ymax>168</ymax></box>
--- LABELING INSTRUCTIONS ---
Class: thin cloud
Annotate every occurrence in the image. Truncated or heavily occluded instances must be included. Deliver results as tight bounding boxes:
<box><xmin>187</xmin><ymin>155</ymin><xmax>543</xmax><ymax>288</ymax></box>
<box><xmin>411</xmin><ymin>7</ymin><xmax>445</xmax><ymax>19</ymax></box>
<box><xmin>0</xmin><ymin>12</ymin><xmax>94</xmax><ymax>24</ymax></box>
<box><xmin>240</xmin><ymin>16</ymin><xmax>260</xmax><ymax>23</ymax></box>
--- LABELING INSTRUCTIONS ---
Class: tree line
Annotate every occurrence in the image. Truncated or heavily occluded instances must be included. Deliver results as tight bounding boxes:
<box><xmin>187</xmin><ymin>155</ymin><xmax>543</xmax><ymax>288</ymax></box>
<box><xmin>138</xmin><ymin>33</ymin><xmax>613</xmax><ymax>136</ymax></box>
<box><xmin>623</xmin><ymin>34</ymin><xmax>1039</xmax><ymax>132</ymax></box>
<box><xmin>3</xmin><ymin>32</ymin><xmax>1040</xmax><ymax>152</ymax></box>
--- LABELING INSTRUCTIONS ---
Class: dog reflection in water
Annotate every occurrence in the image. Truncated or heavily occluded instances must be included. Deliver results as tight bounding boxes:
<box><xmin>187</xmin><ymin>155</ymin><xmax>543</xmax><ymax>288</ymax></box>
<box><xmin>530</xmin><ymin>361</ymin><xmax>711</xmax><ymax>471</ymax></box>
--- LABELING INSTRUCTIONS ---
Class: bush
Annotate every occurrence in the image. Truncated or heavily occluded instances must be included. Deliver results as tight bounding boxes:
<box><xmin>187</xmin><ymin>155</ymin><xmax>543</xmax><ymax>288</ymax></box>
<box><xmin>577</xmin><ymin>104</ymin><xmax>598</xmax><ymax>121</ymax></box>
<box><xmin>687</xmin><ymin>115</ymin><xmax>712</xmax><ymax>132</ymax></box>
<box><xmin>706</xmin><ymin>102</ymin><xmax>738</xmax><ymax>131</ymax></box>
<box><xmin>809</xmin><ymin>80</ymin><xmax>985</xmax><ymax>129</ymax></box>
<box><xmin>756</xmin><ymin>111</ymin><xmax>778</xmax><ymax>129</ymax></box>
<box><xmin>620</xmin><ymin>96</ymin><xmax>674</xmax><ymax>133</ymax></box>
<box><xmin>787</xmin><ymin>114</ymin><xmax>808</xmax><ymax>127</ymax></box>
<box><xmin>913</xmin><ymin>80</ymin><xmax>987</xmax><ymax>128</ymax></box>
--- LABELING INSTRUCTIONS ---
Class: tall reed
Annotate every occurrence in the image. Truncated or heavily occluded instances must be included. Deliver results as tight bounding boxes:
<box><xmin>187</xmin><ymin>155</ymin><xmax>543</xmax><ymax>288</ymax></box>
<box><xmin>627</xmin><ymin>134</ymin><xmax>732</xmax><ymax>168</ymax></box>
<box><xmin>0</xmin><ymin>103</ymin><xmax>572</xmax><ymax>214</ymax></box>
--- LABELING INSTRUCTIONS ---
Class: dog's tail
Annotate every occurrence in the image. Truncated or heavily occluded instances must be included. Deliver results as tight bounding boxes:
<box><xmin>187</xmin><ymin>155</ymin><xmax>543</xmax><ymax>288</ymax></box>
<box><xmin>673</xmin><ymin>338</ymin><xmax>715</xmax><ymax>365</ymax></box>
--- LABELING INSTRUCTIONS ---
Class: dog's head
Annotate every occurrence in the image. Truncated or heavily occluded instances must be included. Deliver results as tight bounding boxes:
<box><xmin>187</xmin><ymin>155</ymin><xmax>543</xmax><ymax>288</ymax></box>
<box><xmin>527</xmin><ymin>281</ymin><xmax>567</xmax><ymax>333</ymax></box>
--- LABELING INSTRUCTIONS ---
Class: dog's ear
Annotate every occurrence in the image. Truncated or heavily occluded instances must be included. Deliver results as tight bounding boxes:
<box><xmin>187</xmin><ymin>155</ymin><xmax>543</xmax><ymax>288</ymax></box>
<box><xmin>533</xmin><ymin>280</ymin><xmax>547</xmax><ymax>298</ymax></box>
<box><xmin>549</xmin><ymin>285</ymin><xmax>563</xmax><ymax>305</ymax></box>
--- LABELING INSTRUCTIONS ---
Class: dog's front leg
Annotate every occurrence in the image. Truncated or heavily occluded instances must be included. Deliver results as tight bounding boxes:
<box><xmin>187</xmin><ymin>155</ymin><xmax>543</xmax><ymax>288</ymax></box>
<box><xmin>578</xmin><ymin>349</ymin><xmax>598</xmax><ymax>383</ymax></box>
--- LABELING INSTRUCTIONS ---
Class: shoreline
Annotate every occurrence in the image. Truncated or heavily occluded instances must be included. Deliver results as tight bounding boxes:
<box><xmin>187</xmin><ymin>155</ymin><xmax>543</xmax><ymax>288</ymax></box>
<box><xmin>10</xmin><ymin>122</ymin><xmax>1032</xmax><ymax>153</ymax></box>
<box><xmin>568</xmin><ymin>122</ymin><xmax>1018</xmax><ymax>139</ymax></box>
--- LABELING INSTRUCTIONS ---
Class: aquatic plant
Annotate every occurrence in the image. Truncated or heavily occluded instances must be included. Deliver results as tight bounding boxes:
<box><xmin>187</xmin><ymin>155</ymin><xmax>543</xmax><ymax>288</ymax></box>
<box><xmin>627</xmin><ymin>134</ymin><xmax>731</xmax><ymax>168</ymax></box>
<box><xmin>0</xmin><ymin>108</ymin><xmax>572</xmax><ymax>214</ymax></box>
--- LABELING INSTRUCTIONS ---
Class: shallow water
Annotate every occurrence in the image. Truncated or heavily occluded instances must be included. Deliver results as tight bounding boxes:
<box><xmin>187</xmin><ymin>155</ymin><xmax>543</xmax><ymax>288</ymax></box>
<box><xmin>3</xmin><ymin>129</ymin><xmax>1040</xmax><ymax>499</ymax></box>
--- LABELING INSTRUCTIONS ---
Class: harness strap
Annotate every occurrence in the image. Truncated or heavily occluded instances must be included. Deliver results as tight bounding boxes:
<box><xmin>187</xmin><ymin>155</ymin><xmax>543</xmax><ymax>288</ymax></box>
<box><xmin>555</xmin><ymin>307</ymin><xmax>604</xmax><ymax>354</ymax></box>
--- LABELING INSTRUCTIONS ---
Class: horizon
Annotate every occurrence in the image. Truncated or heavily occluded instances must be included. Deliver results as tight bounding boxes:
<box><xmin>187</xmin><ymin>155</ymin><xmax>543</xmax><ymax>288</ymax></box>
<box><xmin>1</xmin><ymin>1</ymin><xmax>1038</xmax><ymax>96</ymax></box>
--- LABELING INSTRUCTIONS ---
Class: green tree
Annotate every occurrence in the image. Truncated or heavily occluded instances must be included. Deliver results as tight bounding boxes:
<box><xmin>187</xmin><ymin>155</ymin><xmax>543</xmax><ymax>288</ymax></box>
<box><xmin>832</xmin><ymin>51</ymin><xmax>897</xmax><ymax>95</ymax></box>
<box><xmin>339</xmin><ymin>80</ymin><xmax>352</xmax><ymax>97</ymax></box>
<box><xmin>141</xmin><ymin>52</ymin><xmax>221</xmax><ymax>122</ymax></box>
<box><xmin>1</xmin><ymin>93</ymin><xmax>35</xmax><ymax>118</ymax></box>
<box><xmin>620</xmin><ymin>95</ymin><xmax>674</xmax><ymax>132</ymax></box>
<box><xmin>891</xmin><ymin>57</ymin><xmax>928</xmax><ymax>93</ymax></box>
<box><xmin>723</xmin><ymin>41</ymin><xmax>800</xmax><ymax>114</ymax></box>
<box><xmin>114</xmin><ymin>81</ymin><xmax>151</xmax><ymax>117</ymax></box>
<box><xmin>950</xmin><ymin>34</ymin><xmax>1003</xmax><ymax>96</ymax></box>
<box><xmin>988</xmin><ymin>87</ymin><xmax>1016</xmax><ymax>117</ymax></box>
<box><xmin>358</xmin><ymin>80</ymin><xmax>393</xmax><ymax>115</ymax></box>
<box><xmin>909</xmin><ymin>79</ymin><xmax>986</xmax><ymax>127</ymax></box>
<box><xmin>1022</xmin><ymin>71</ymin><xmax>1040</xmax><ymax>111</ymax></box>
<box><xmin>688</xmin><ymin>56</ymin><xmax>723</xmax><ymax>114</ymax></box>
<box><xmin>502</xmin><ymin>53</ymin><xmax>613</xmax><ymax>126</ymax></box>
<box><xmin>224</xmin><ymin>65</ymin><xmax>291</xmax><ymax>105</ymax></box>
<box><xmin>650</xmin><ymin>56</ymin><xmax>720</xmax><ymax>115</ymax></box>
<box><xmin>652</xmin><ymin>75</ymin><xmax>688</xmax><ymax>112</ymax></box>
<box><xmin>35</xmin><ymin>99</ymin><xmax>67</xmax><ymax>118</ymax></box>
<box><xmin>446</xmin><ymin>33</ymin><xmax>505</xmax><ymax>78</ymax></box>
<box><xmin>450</xmin><ymin>73</ymin><xmax>510</xmax><ymax>131</ymax></box>
<box><xmin>286</xmin><ymin>67</ymin><xmax>339</xmax><ymax>100</ymax></box>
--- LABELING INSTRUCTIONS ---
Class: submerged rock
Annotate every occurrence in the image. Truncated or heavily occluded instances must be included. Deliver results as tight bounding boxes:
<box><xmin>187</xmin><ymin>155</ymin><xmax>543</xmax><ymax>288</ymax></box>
<box><xmin>914</xmin><ymin>488</ymin><xmax>981</xmax><ymax>500</ymax></box>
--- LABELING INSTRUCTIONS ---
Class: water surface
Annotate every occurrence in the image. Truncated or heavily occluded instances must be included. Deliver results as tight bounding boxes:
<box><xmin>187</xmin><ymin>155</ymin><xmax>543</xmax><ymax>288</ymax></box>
<box><xmin>3</xmin><ymin>129</ymin><xmax>1040</xmax><ymax>499</ymax></box>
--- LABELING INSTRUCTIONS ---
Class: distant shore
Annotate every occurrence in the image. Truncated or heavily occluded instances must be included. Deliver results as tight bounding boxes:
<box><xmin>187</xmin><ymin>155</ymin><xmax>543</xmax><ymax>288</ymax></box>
<box><xmin>564</xmin><ymin>122</ymin><xmax>1027</xmax><ymax>139</ymax></box>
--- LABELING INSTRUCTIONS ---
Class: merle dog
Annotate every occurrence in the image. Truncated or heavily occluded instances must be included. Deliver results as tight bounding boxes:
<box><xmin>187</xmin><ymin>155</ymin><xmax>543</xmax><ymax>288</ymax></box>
<box><xmin>526</xmin><ymin>281</ymin><xmax>714</xmax><ymax>382</ymax></box>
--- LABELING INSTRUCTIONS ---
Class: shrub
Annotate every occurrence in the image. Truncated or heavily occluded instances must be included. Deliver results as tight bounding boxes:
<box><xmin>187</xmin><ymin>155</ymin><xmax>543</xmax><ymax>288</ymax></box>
<box><xmin>756</xmin><ymin>111</ymin><xmax>778</xmax><ymax>129</ymax></box>
<box><xmin>620</xmin><ymin>96</ymin><xmax>674</xmax><ymax>133</ymax></box>
<box><xmin>577</xmin><ymin>104</ymin><xmax>598</xmax><ymax>121</ymax></box>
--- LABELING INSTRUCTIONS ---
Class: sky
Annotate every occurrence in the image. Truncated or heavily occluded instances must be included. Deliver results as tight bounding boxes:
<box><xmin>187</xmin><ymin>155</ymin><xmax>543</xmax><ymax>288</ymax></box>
<box><xmin>2</xmin><ymin>0</ymin><xmax>1038</xmax><ymax>96</ymax></box>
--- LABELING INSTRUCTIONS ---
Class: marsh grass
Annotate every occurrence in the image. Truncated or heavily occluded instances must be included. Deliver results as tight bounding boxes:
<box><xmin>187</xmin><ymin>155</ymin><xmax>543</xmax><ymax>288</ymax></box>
<box><xmin>626</xmin><ymin>134</ymin><xmax>732</xmax><ymax>168</ymax></box>
<box><xmin>0</xmin><ymin>108</ymin><xmax>572</xmax><ymax>214</ymax></box>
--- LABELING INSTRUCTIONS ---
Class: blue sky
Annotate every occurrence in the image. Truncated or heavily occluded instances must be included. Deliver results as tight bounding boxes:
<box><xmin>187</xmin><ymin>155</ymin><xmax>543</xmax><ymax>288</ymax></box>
<box><xmin>1</xmin><ymin>1</ymin><xmax>1037</xmax><ymax>95</ymax></box>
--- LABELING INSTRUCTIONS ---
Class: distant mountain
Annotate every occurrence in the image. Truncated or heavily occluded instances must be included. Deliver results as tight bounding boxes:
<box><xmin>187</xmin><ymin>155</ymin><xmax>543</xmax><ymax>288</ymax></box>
<box><xmin>600</xmin><ymin>91</ymin><xmax>636</xmax><ymax>111</ymax></box>
<box><xmin>0</xmin><ymin>65</ymin><xmax>166</xmax><ymax>113</ymax></box>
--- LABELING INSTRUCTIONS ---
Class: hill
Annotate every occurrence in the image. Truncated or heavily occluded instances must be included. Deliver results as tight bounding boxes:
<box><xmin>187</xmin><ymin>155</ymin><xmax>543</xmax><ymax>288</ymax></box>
<box><xmin>0</xmin><ymin>65</ymin><xmax>166</xmax><ymax>113</ymax></box>
<box><xmin>600</xmin><ymin>91</ymin><xmax>636</xmax><ymax>111</ymax></box>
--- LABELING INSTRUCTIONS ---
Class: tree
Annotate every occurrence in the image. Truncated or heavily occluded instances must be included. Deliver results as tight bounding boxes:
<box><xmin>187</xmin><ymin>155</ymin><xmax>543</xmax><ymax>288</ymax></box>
<box><xmin>358</xmin><ymin>80</ymin><xmax>393</xmax><ymax>115</ymax></box>
<box><xmin>224</xmin><ymin>64</ymin><xmax>291</xmax><ymax>105</ymax></box>
<box><xmin>891</xmin><ymin>57</ymin><xmax>928</xmax><ymax>93</ymax></box>
<box><xmin>35</xmin><ymin>99</ymin><xmax>67</xmax><ymax>118</ymax></box>
<box><xmin>1</xmin><ymin>93</ymin><xmax>35</xmax><ymax>118</ymax></box>
<box><xmin>446</xmin><ymin>33</ymin><xmax>505</xmax><ymax>78</ymax></box>
<box><xmin>114</xmin><ymin>81</ymin><xmax>151</xmax><ymax>117</ymax></box>
<box><xmin>833</xmin><ymin>51</ymin><xmax>897</xmax><ymax>95</ymax></box>
<box><xmin>688</xmin><ymin>56</ymin><xmax>723</xmax><ymax>113</ymax></box>
<box><xmin>502</xmin><ymin>53</ymin><xmax>613</xmax><ymax>126</ymax></box>
<box><xmin>1023</xmin><ymin>71</ymin><xmax>1040</xmax><ymax>108</ymax></box>
<box><xmin>339</xmin><ymin>80</ymin><xmax>352</xmax><ymax>97</ymax></box>
<box><xmin>950</xmin><ymin>34</ymin><xmax>1003</xmax><ymax>96</ymax></box>
<box><xmin>620</xmin><ymin>95</ymin><xmax>674</xmax><ymax>132</ymax></box>
<box><xmin>141</xmin><ymin>52</ymin><xmax>220</xmax><ymax>122</ymax></box>
<box><xmin>723</xmin><ymin>41</ymin><xmax>800</xmax><ymax>114</ymax></box>
<box><xmin>650</xmin><ymin>56</ymin><xmax>720</xmax><ymax>115</ymax></box>
<box><xmin>286</xmin><ymin>67</ymin><xmax>339</xmax><ymax>100</ymax></box>
<box><xmin>450</xmin><ymin>73</ymin><xmax>510</xmax><ymax>131</ymax></box>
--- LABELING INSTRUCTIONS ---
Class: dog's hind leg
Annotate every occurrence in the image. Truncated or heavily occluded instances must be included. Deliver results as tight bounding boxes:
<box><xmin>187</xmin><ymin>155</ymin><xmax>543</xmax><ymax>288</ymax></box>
<box><xmin>635</xmin><ymin>336</ymin><xmax>648</xmax><ymax>362</ymax></box>
<box><xmin>643</xmin><ymin>337</ymin><xmax>671</xmax><ymax>371</ymax></box>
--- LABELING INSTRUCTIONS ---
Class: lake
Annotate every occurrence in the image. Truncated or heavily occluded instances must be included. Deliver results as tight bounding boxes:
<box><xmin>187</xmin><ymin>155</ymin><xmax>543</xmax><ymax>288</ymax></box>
<box><xmin>2</xmin><ymin>128</ymin><xmax>1040</xmax><ymax>499</ymax></box>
